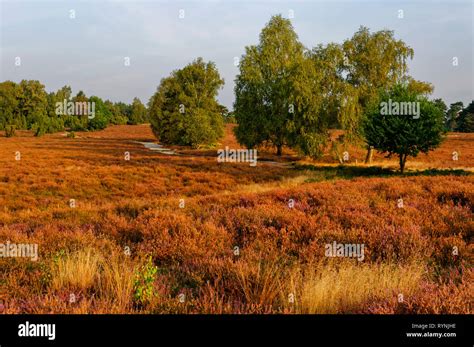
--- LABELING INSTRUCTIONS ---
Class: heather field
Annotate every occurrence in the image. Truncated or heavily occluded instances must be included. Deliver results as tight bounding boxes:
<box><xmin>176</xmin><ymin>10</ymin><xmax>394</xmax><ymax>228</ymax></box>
<box><xmin>0</xmin><ymin>124</ymin><xmax>472</xmax><ymax>314</ymax></box>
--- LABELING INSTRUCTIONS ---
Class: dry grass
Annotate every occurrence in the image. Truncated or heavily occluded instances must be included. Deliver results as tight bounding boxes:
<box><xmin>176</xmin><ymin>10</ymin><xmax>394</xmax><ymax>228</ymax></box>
<box><xmin>293</xmin><ymin>262</ymin><xmax>425</xmax><ymax>314</ymax></box>
<box><xmin>96</xmin><ymin>254</ymin><xmax>135</xmax><ymax>312</ymax></box>
<box><xmin>51</xmin><ymin>248</ymin><xmax>102</xmax><ymax>291</ymax></box>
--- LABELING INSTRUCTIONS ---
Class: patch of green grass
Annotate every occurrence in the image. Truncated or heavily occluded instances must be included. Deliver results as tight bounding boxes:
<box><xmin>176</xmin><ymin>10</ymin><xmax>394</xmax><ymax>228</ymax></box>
<box><xmin>412</xmin><ymin>169</ymin><xmax>471</xmax><ymax>177</ymax></box>
<box><xmin>294</xmin><ymin>164</ymin><xmax>471</xmax><ymax>183</ymax></box>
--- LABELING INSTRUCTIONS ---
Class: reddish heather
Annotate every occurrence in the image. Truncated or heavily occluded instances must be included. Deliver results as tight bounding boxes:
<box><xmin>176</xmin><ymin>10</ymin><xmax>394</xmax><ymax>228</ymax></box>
<box><xmin>0</xmin><ymin>125</ymin><xmax>472</xmax><ymax>313</ymax></box>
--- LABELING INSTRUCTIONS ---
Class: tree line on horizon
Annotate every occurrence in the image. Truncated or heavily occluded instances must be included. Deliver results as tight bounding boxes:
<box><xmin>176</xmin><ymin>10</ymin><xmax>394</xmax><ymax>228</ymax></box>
<box><xmin>0</xmin><ymin>81</ymin><xmax>148</xmax><ymax>136</ymax></box>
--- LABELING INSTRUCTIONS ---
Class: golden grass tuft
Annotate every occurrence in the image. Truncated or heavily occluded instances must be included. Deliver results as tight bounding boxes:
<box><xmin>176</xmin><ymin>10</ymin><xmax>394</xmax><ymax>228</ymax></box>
<box><xmin>292</xmin><ymin>262</ymin><xmax>425</xmax><ymax>314</ymax></box>
<box><xmin>96</xmin><ymin>255</ymin><xmax>136</xmax><ymax>312</ymax></box>
<box><xmin>51</xmin><ymin>248</ymin><xmax>102</xmax><ymax>291</ymax></box>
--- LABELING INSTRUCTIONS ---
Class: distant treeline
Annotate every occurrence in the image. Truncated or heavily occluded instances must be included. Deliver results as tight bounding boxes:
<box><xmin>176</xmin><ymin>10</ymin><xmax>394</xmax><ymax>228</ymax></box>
<box><xmin>0</xmin><ymin>80</ymin><xmax>148</xmax><ymax>136</ymax></box>
<box><xmin>440</xmin><ymin>100</ymin><xmax>474</xmax><ymax>133</ymax></box>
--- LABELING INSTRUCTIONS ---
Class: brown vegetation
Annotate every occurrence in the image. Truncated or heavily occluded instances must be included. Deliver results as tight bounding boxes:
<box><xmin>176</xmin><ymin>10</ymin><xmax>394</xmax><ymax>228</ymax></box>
<box><xmin>0</xmin><ymin>125</ymin><xmax>472</xmax><ymax>313</ymax></box>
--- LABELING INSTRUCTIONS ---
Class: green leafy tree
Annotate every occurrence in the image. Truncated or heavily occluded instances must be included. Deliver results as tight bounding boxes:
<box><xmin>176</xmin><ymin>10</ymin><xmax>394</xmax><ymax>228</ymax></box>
<box><xmin>148</xmin><ymin>57</ymin><xmax>225</xmax><ymax>148</ymax></box>
<box><xmin>310</xmin><ymin>43</ymin><xmax>348</xmax><ymax>130</ymax></box>
<box><xmin>45</xmin><ymin>85</ymin><xmax>72</xmax><ymax>133</ymax></box>
<box><xmin>0</xmin><ymin>81</ymin><xmax>23</xmax><ymax>131</ymax></box>
<box><xmin>1</xmin><ymin>80</ymin><xmax>66</xmax><ymax>135</ymax></box>
<box><xmin>343</xmin><ymin>27</ymin><xmax>414</xmax><ymax>104</ymax></box>
<box><xmin>17</xmin><ymin>80</ymin><xmax>49</xmax><ymax>135</ymax></box>
<box><xmin>218</xmin><ymin>104</ymin><xmax>229</xmax><ymax>120</ymax></box>
<box><xmin>432</xmin><ymin>98</ymin><xmax>448</xmax><ymax>114</ymax></box>
<box><xmin>363</xmin><ymin>85</ymin><xmax>445</xmax><ymax>173</ymax></box>
<box><xmin>68</xmin><ymin>91</ymin><xmax>89</xmax><ymax>131</ymax></box>
<box><xmin>310</xmin><ymin>43</ymin><xmax>360</xmax><ymax>161</ymax></box>
<box><xmin>129</xmin><ymin>97</ymin><xmax>148</xmax><ymax>125</ymax></box>
<box><xmin>432</xmin><ymin>98</ymin><xmax>448</xmax><ymax>130</ymax></box>
<box><xmin>456</xmin><ymin>101</ymin><xmax>474</xmax><ymax>132</ymax></box>
<box><xmin>341</xmin><ymin>27</ymin><xmax>417</xmax><ymax>162</ymax></box>
<box><xmin>88</xmin><ymin>96</ymin><xmax>110</xmax><ymax>130</ymax></box>
<box><xmin>406</xmin><ymin>77</ymin><xmax>434</xmax><ymax>96</ymax></box>
<box><xmin>234</xmin><ymin>15</ymin><xmax>325</xmax><ymax>156</ymax></box>
<box><xmin>115</xmin><ymin>102</ymin><xmax>132</xmax><ymax>121</ymax></box>
<box><xmin>224</xmin><ymin>110</ymin><xmax>236</xmax><ymax>124</ymax></box>
<box><xmin>446</xmin><ymin>101</ymin><xmax>464</xmax><ymax>131</ymax></box>
<box><xmin>105</xmin><ymin>101</ymin><xmax>128</xmax><ymax>125</ymax></box>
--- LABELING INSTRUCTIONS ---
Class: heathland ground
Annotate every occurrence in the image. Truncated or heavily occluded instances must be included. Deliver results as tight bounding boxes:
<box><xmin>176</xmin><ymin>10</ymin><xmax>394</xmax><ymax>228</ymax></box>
<box><xmin>0</xmin><ymin>124</ymin><xmax>472</xmax><ymax>313</ymax></box>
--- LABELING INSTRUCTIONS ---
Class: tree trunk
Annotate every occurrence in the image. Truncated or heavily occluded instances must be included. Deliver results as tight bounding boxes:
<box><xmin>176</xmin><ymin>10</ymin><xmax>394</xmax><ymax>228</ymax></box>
<box><xmin>276</xmin><ymin>145</ymin><xmax>282</xmax><ymax>156</ymax></box>
<box><xmin>399</xmin><ymin>154</ymin><xmax>407</xmax><ymax>174</ymax></box>
<box><xmin>365</xmin><ymin>146</ymin><xmax>374</xmax><ymax>164</ymax></box>
<box><xmin>331</xmin><ymin>142</ymin><xmax>343</xmax><ymax>164</ymax></box>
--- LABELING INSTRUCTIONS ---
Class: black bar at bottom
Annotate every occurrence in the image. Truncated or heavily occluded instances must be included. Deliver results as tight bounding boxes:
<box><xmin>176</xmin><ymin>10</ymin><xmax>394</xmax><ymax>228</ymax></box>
<box><xmin>0</xmin><ymin>314</ymin><xmax>471</xmax><ymax>346</ymax></box>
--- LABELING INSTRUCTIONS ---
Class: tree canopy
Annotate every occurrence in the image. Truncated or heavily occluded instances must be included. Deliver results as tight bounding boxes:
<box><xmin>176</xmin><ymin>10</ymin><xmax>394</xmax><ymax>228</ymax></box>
<box><xmin>363</xmin><ymin>84</ymin><xmax>445</xmax><ymax>173</ymax></box>
<box><xmin>148</xmin><ymin>57</ymin><xmax>225</xmax><ymax>148</ymax></box>
<box><xmin>129</xmin><ymin>97</ymin><xmax>148</xmax><ymax>125</ymax></box>
<box><xmin>456</xmin><ymin>101</ymin><xmax>474</xmax><ymax>132</ymax></box>
<box><xmin>234</xmin><ymin>15</ymin><xmax>325</xmax><ymax>156</ymax></box>
<box><xmin>233</xmin><ymin>17</ymin><xmax>442</xmax><ymax>159</ymax></box>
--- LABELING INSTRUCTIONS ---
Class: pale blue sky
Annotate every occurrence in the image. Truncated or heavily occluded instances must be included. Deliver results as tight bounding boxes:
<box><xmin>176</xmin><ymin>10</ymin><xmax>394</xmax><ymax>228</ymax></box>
<box><xmin>1</xmin><ymin>0</ymin><xmax>472</xmax><ymax>109</ymax></box>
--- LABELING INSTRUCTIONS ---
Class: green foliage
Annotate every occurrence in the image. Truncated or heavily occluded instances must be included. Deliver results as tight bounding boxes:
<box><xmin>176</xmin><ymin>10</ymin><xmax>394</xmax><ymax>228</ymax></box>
<box><xmin>67</xmin><ymin>116</ymin><xmax>87</xmax><ymax>132</ymax></box>
<box><xmin>343</xmin><ymin>26</ymin><xmax>414</xmax><ymax>99</ymax></box>
<box><xmin>0</xmin><ymin>81</ymin><xmax>23</xmax><ymax>130</ymax></box>
<box><xmin>5</xmin><ymin>125</ymin><xmax>16</xmax><ymax>137</ymax></box>
<box><xmin>433</xmin><ymin>98</ymin><xmax>448</xmax><ymax>115</ymax></box>
<box><xmin>128</xmin><ymin>97</ymin><xmax>148</xmax><ymax>125</ymax></box>
<box><xmin>218</xmin><ymin>104</ymin><xmax>233</xmax><ymax>123</ymax></box>
<box><xmin>338</xmin><ymin>27</ymin><xmax>417</xmax><ymax>144</ymax></box>
<box><xmin>431</xmin><ymin>98</ymin><xmax>449</xmax><ymax>130</ymax></box>
<box><xmin>18</xmin><ymin>80</ymin><xmax>49</xmax><ymax>130</ymax></box>
<box><xmin>64</xmin><ymin>91</ymin><xmax>88</xmax><ymax>131</ymax></box>
<box><xmin>445</xmin><ymin>101</ymin><xmax>463</xmax><ymax>131</ymax></box>
<box><xmin>102</xmin><ymin>101</ymin><xmax>127</xmax><ymax>125</ymax></box>
<box><xmin>456</xmin><ymin>101</ymin><xmax>474</xmax><ymax>132</ymax></box>
<box><xmin>223</xmin><ymin>110</ymin><xmax>236</xmax><ymax>124</ymax></box>
<box><xmin>33</xmin><ymin>121</ymin><xmax>47</xmax><ymax>137</ymax></box>
<box><xmin>1</xmin><ymin>79</ymin><xmax>63</xmax><ymax>136</ymax></box>
<box><xmin>112</xmin><ymin>102</ymin><xmax>132</xmax><ymax>125</ymax></box>
<box><xmin>406</xmin><ymin>77</ymin><xmax>434</xmax><ymax>96</ymax></box>
<box><xmin>315</xmin><ymin>26</ymin><xmax>422</xmax><ymax>159</ymax></box>
<box><xmin>363</xmin><ymin>85</ymin><xmax>445</xmax><ymax>173</ymax></box>
<box><xmin>148</xmin><ymin>57</ymin><xmax>225</xmax><ymax>148</ymax></box>
<box><xmin>133</xmin><ymin>256</ymin><xmax>158</xmax><ymax>306</ymax></box>
<box><xmin>88</xmin><ymin>96</ymin><xmax>110</xmax><ymax>130</ymax></box>
<box><xmin>0</xmin><ymin>80</ymin><xmax>143</xmax><ymax>133</ymax></box>
<box><xmin>234</xmin><ymin>15</ymin><xmax>325</xmax><ymax>157</ymax></box>
<box><xmin>233</xmin><ymin>17</ymin><xmax>428</xmax><ymax>159</ymax></box>
<box><xmin>46</xmin><ymin>85</ymin><xmax>70</xmax><ymax>132</ymax></box>
<box><xmin>310</xmin><ymin>43</ymin><xmax>348</xmax><ymax>130</ymax></box>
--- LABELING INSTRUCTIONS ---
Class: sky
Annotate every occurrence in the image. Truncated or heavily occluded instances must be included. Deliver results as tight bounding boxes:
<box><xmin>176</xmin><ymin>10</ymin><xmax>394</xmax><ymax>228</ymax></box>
<box><xmin>1</xmin><ymin>0</ymin><xmax>473</xmax><ymax>109</ymax></box>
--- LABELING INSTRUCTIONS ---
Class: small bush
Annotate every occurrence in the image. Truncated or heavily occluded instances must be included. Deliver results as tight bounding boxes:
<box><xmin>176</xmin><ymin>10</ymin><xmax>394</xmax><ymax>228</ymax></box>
<box><xmin>133</xmin><ymin>256</ymin><xmax>158</xmax><ymax>306</ymax></box>
<box><xmin>34</xmin><ymin>125</ymin><xmax>46</xmax><ymax>137</ymax></box>
<box><xmin>5</xmin><ymin>125</ymin><xmax>16</xmax><ymax>137</ymax></box>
